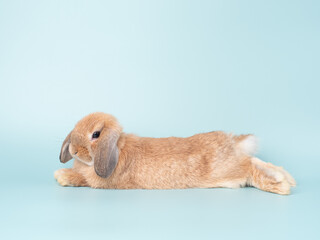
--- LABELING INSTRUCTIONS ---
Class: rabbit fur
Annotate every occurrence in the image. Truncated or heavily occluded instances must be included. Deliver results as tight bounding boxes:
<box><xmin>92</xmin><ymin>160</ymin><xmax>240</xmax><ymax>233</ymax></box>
<box><xmin>55</xmin><ymin>112</ymin><xmax>296</xmax><ymax>195</ymax></box>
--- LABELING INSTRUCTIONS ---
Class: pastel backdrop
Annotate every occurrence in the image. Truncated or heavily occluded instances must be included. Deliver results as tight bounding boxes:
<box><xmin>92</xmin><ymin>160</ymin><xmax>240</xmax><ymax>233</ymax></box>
<box><xmin>0</xmin><ymin>1</ymin><xmax>319</xmax><ymax>239</ymax></box>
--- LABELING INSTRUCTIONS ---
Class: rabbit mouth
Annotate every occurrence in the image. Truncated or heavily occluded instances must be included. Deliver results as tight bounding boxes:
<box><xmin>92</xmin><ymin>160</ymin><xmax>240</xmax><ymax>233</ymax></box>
<box><xmin>73</xmin><ymin>155</ymin><xmax>94</xmax><ymax>166</ymax></box>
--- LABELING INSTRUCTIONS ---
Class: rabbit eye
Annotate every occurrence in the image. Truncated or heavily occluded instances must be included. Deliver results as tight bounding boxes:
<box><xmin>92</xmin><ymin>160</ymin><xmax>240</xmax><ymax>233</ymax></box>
<box><xmin>92</xmin><ymin>131</ymin><xmax>100</xmax><ymax>139</ymax></box>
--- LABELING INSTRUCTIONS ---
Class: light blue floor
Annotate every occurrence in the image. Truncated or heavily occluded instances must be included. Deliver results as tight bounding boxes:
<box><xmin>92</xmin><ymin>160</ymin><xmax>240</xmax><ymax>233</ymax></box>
<box><xmin>1</xmin><ymin>161</ymin><xmax>319</xmax><ymax>240</ymax></box>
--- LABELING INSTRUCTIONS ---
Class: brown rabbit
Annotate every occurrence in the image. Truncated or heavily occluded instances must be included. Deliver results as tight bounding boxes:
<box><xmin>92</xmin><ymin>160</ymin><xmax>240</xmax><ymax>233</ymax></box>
<box><xmin>55</xmin><ymin>112</ymin><xmax>296</xmax><ymax>194</ymax></box>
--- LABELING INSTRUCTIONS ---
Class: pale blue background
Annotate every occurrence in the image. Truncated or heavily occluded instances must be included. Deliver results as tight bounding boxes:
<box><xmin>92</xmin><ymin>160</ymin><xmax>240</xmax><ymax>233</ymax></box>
<box><xmin>0</xmin><ymin>0</ymin><xmax>319</xmax><ymax>239</ymax></box>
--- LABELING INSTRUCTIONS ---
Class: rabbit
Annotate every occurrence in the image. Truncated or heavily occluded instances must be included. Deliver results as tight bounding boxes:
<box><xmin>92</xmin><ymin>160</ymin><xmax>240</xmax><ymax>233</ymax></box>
<box><xmin>54</xmin><ymin>112</ymin><xmax>296</xmax><ymax>195</ymax></box>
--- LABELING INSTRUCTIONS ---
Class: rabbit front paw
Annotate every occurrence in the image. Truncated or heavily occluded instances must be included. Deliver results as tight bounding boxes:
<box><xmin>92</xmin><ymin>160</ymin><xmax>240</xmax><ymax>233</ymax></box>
<box><xmin>54</xmin><ymin>169</ymin><xmax>74</xmax><ymax>187</ymax></box>
<box><xmin>54</xmin><ymin>168</ymin><xmax>88</xmax><ymax>187</ymax></box>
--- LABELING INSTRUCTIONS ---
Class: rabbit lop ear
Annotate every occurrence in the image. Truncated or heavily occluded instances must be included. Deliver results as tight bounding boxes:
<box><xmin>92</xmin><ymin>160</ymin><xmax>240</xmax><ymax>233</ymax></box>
<box><xmin>94</xmin><ymin>130</ymin><xmax>120</xmax><ymax>178</ymax></box>
<box><xmin>59</xmin><ymin>131</ymin><xmax>73</xmax><ymax>163</ymax></box>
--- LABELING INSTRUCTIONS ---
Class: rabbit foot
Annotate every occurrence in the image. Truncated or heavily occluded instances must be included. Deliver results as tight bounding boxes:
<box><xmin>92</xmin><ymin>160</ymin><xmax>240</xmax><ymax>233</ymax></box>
<box><xmin>54</xmin><ymin>168</ymin><xmax>88</xmax><ymax>187</ymax></box>
<box><xmin>265</xmin><ymin>163</ymin><xmax>296</xmax><ymax>187</ymax></box>
<box><xmin>269</xmin><ymin>176</ymin><xmax>291</xmax><ymax>195</ymax></box>
<box><xmin>250</xmin><ymin>158</ymin><xmax>296</xmax><ymax>195</ymax></box>
<box><xmin>54</xmin><ymin>169</ymin><xmax>74</xmax><ymax>186</ymax></box>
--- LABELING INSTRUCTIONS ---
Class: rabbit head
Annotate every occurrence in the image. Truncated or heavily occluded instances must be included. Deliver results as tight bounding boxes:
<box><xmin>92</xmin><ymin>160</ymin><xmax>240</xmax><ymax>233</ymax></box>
<box><xmin>59</xmin><ymin>112</ymin><xmax>123</xmax><ymax>178</ymax></box>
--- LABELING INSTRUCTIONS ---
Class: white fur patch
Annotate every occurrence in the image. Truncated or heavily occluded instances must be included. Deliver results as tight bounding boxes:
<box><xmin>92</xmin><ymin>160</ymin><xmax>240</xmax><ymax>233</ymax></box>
<box><xmin>238</xmin><ymin>135</ymin><xmax>259</xmax><ymax>156</ymax></box>
<box><xmin>74</xmin><ymin>155</ymin><xmax>94</xmax><ymax>166</ymax></box>
<box><xmin>217</xmin><ymin>180</ymin><xmax>246</xmax><ymax>188</ymax></box>
<box><xmin>251</xmin><ymin>157</ymin><xmax>285</xmax><ymax>182</ymax></box>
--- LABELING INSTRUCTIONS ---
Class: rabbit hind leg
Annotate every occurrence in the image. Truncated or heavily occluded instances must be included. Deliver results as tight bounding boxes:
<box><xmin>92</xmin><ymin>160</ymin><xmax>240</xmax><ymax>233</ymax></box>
<box><xmin>248</xmin><ymin>157</ymin><xmax>295</xmax><ymax>195</ymax></box>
